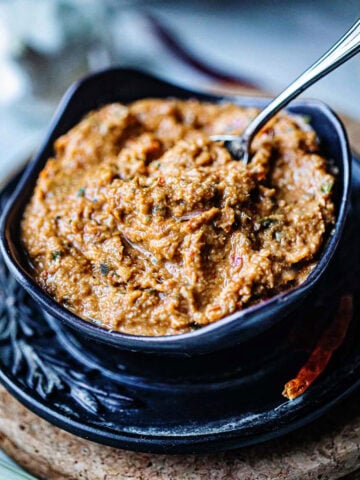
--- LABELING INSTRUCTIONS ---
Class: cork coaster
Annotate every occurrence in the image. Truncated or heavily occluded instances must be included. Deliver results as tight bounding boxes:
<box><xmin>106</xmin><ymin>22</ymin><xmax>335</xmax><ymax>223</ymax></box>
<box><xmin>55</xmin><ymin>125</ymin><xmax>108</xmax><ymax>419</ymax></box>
<box><xmin>1</xmin><ymin>383</ymin><xmax>360</xmax><ymax>480</ymax></box>
<box><xmin>0</xmin><ymin>102</ymin><xmax>359</xmax><ymax>480</ymax></box>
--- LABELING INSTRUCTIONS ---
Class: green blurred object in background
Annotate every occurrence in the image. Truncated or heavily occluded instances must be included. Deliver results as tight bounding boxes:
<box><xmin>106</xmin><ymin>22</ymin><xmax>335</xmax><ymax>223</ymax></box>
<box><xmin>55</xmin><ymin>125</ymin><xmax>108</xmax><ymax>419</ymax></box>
<box><xmin>0</xmin><ymin>459</ymin><xmax>38</xmax><ymax>479</ymax></box>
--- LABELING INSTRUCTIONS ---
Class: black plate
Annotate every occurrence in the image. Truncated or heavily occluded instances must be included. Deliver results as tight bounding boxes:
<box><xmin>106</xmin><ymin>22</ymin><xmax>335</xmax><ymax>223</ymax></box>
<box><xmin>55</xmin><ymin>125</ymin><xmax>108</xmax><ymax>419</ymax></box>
<box><xmin>0</xmin><ymin>159</ymin><xmax>359</xmax><ymax>454</ymax></box>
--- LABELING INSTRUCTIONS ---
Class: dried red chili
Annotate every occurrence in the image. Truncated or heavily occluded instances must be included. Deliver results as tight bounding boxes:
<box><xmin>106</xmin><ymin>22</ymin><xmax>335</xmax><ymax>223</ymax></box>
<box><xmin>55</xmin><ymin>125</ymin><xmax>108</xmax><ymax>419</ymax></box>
<box><xmin>282</xmin><ymin>295</ymin><xmax>353</xmax><ymax>400</ymax></box>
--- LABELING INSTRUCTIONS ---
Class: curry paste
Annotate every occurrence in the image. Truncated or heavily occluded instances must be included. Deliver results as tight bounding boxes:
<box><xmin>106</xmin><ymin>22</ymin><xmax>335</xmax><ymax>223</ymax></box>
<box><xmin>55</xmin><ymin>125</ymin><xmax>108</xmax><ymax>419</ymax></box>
<box><xmin>21</xmin><ymin>99</ymin><xmax>335</xmax><ymax>336</ymax></box>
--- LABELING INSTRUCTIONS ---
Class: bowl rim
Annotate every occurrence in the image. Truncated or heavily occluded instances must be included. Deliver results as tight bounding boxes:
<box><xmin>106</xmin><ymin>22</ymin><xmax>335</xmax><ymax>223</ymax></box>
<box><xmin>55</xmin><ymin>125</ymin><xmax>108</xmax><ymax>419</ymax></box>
<box><xmin>0</xmin><ymin>67</ymin><xmax>352</xmax><ymax>354</ymax></box>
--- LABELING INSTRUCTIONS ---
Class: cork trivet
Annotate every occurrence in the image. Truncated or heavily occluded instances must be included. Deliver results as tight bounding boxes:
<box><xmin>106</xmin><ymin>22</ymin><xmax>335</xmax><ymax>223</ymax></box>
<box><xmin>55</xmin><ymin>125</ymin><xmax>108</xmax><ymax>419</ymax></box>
<box><xmin>0</xmin><ymin>101</ymin><xmax>359</xmax><ymax>480</ymax></box>
<box><xmin>1</xmin><ymin>384</ymin><xmax>360</xmax><ymax>480</ymax></box>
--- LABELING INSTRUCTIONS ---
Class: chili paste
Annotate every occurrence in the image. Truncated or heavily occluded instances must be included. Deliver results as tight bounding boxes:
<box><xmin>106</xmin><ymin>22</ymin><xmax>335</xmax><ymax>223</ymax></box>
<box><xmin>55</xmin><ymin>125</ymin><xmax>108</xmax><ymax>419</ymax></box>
<box><xmin>21</xmin><ymin>99</ymin><xmax>335</xmax><ymax>336</ymax></box>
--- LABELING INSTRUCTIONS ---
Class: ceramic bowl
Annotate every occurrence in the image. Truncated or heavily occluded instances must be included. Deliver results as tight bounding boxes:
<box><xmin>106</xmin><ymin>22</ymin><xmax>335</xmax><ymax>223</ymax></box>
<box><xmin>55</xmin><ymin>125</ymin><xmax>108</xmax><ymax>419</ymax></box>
<box><xmin>0</xmin><ymin>68</ymin><xmax>351</xmax><ymax>355</ymax></box>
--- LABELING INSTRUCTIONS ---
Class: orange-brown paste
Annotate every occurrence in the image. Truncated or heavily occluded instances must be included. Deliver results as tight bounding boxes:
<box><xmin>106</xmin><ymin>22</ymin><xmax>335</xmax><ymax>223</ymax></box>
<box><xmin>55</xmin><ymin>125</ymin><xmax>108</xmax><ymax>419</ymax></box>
<box><xmin>21</xmin><ymin>99</ymin><xmax>335</xmax><ymax>336</ymax></box>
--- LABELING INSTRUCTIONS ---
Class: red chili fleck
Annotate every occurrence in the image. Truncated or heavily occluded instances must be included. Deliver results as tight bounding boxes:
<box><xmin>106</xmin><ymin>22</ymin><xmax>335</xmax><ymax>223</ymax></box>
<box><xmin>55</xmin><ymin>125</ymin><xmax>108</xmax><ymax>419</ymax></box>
<box><xmin>158</xmin><ymin>177</ymin><xmax>165</xmax><ymax>186</ymax></box>
<box><xmin>231</xmin><ymin>255</ymin><xmax>243</xmax><ymax>268</ymax></box>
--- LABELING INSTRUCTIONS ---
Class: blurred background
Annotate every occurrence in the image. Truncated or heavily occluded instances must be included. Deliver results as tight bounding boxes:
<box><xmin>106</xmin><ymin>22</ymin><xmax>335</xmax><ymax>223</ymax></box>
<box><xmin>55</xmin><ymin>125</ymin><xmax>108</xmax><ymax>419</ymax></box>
<box><xmin>0</xmin><ymin>0</ymin><xmax>359</xmax><ymax>185</ymax></box>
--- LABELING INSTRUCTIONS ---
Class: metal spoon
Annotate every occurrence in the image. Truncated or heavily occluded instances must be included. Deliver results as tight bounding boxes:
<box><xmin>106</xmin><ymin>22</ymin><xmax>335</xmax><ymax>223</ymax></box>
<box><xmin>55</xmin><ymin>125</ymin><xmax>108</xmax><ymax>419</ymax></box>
<box><xmin>210</xmin><ymin>19</ymin><xmax>360</xmax><ymax>164</ymax></box>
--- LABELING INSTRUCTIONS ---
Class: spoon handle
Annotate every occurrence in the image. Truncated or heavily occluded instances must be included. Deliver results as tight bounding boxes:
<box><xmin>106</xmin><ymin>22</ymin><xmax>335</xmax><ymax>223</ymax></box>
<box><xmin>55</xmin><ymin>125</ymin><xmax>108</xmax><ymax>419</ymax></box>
<box><xmin>240</xmin><ymin>19</ymin><xmax>360</xmax><ymax>163</ymax></box>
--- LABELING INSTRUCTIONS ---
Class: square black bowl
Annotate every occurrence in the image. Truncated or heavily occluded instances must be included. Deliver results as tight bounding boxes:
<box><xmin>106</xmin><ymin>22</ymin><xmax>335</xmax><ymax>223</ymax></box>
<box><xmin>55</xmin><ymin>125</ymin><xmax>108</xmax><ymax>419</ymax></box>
<box><xmin>0</xmin><ymin>68</ymin><xmax>352</xmax><ymax>355</ymax></box>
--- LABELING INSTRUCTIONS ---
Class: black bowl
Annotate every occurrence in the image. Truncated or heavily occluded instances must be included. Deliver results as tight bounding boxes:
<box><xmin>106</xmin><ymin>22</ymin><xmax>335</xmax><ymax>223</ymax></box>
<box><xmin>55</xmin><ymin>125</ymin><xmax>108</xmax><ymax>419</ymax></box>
<box><xmin>0</xmin><ymin>68</ymin><xmax>351</xmax><ymax>356</ymax></box>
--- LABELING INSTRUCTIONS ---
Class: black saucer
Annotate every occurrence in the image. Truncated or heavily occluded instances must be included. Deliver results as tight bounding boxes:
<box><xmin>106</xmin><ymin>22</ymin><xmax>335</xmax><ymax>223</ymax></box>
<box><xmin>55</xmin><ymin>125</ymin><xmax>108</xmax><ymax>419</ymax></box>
<box><xmin>0</xmin><ymin>158</ymin><xmax>360</xmax><ymax>454</ymax></box>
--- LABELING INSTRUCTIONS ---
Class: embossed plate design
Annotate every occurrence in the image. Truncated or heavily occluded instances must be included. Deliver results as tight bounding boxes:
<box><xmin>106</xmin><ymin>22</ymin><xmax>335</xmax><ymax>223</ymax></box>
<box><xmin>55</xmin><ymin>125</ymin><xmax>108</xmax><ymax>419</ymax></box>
<box><xmin>0</xmin><ymin>160</ymin><xmax>359</xmax><ymax>454</ymax></box>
